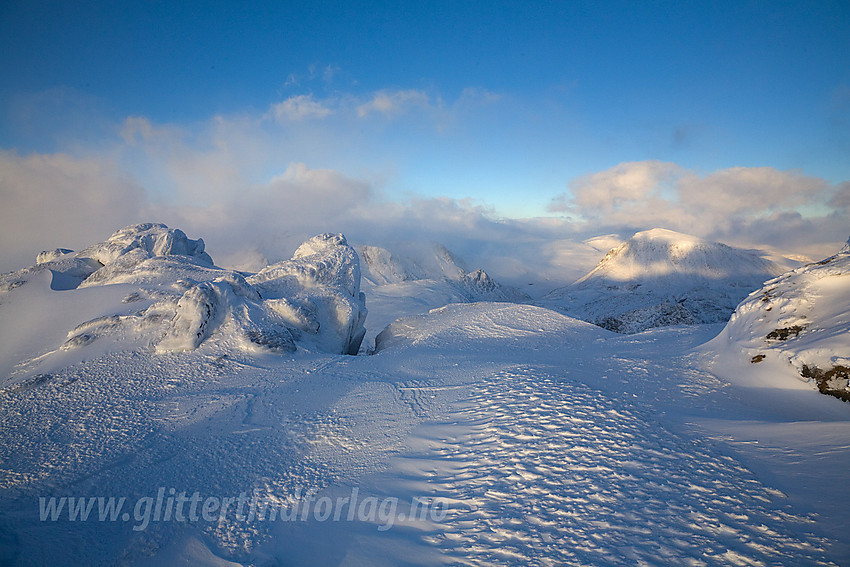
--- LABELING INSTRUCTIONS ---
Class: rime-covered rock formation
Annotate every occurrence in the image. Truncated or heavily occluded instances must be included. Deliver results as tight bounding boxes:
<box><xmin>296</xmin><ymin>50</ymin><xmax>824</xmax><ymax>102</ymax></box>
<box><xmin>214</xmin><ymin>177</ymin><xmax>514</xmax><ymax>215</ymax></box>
<box><xmin>1</xmin><ymin>224</ymin><xmax>367</xmax><ymax>356</ymax></box>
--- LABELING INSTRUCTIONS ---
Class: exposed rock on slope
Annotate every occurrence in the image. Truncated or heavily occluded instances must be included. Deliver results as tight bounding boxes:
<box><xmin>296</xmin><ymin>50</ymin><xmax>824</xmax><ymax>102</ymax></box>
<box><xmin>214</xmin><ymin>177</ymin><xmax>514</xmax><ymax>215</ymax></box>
<box><xmin>542</xmin><ymin>228</ymin><xmax>785</xmax><ymax>333</ymax></box>
<box><xmin>709</xmin><ymin>237</ymin><xmax>850</xmax><ymax>401</ymax></box>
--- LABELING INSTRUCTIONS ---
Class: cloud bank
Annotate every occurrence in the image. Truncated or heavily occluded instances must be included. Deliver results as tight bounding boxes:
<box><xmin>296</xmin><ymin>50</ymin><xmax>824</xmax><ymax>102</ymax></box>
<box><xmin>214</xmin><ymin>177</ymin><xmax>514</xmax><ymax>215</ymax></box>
<box><xmin>549</xmin><ymin>160</ymin><xmax>847</xmax><ymax>260</ymax></box>
<box><xmin>1</xmin><ymin>93</ymin><xmax>847</xmax><ymax>290</ymax></box>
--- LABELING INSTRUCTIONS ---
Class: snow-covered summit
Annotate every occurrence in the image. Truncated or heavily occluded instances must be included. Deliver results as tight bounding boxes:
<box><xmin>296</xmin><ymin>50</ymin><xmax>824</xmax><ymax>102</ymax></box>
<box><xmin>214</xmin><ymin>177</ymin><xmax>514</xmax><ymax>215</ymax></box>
<box><xmin>707</xmin><ymin>236</ymin><xmax>850</xmax><ymax>402</ymax></box>
<box><xmin>575</xmin><ymin>228</ymin><xmax>779</xmax><ymax>285</ymax></box>
<box><xmin>542</xmin><ymin>228</ymin><xmax>786</xmax><ymax>333</ymax></box>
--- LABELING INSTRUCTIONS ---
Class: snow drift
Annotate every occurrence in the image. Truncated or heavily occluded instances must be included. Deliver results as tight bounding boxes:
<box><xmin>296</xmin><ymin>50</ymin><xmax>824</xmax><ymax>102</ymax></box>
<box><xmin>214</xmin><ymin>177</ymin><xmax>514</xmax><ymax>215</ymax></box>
<box><xmin>356</xmin><ymin>242</ymin><xmax>530</xmax><ymax>350</ymax></box>
<box><xmin>542</xmin><ymin>228</ymin><xmax>786</xmax><ymax>333</ymax></box>
<box><xmin>708</xmin><ymin>236</ymin><xmax>850</xmax><ymax>401</ymax></box>
<box><xmin>0</xmin><ymin>225</ymin><xmax>367</xmax><ymax>368</ymax></box>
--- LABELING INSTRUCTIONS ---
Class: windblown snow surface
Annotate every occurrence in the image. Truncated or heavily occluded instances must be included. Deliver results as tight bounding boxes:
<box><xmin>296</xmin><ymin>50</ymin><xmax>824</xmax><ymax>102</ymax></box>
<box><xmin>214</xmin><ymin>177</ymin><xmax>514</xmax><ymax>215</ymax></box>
<box><xmin>1</xmin><ymin>225</ymin><xmax>849</xmax><ymax>566</ymax></box>
<box><xmin>542</xmin><ymin>229</ymin><xmax>788</xmax><ymax>334</ymax></box>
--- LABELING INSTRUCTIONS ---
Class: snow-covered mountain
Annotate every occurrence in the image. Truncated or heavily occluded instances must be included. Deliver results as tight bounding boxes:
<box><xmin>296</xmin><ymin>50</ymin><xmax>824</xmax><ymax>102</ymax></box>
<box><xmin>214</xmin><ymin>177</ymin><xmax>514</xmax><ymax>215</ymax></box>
<box><xmin>706</xmin><ymin>236</ymin><xmax>850</xmax><ymax>402</ymax></box>
<box><xmin>542</xmin><ymin>228</ymin><xmax>787</xmax><ymax>333</ymax></box>
<box><xmin>358</xmin><ymin>242</ymin><xmax>466</xmax><ymax>285</ymax></box>
<box><xmin>2</xmin><ymin>225</ymin><xmax>850</xmax><ymax>565</ymax></box>
<box><xmin>357</xmin><ymin>242</ymin><xmax>530</xmax><ymax>349</ymax></box>
<box><xmin>0</xmin><ymin>224</ymin><xmax>368</xmax><ymax>385</ymax></box>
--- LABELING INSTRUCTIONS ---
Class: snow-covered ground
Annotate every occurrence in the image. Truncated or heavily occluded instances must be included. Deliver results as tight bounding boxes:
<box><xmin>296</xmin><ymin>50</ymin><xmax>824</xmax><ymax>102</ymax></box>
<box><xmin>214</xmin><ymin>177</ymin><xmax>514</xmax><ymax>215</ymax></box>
<box><xmin>1</xmin><ymin>225</ymin><xmax>848</xmax><ymax>565</ymax></box>
<box><xmin>705</xmin><ymin>237</ymin><xmax>850</xmax><ymax>402</ymax></box>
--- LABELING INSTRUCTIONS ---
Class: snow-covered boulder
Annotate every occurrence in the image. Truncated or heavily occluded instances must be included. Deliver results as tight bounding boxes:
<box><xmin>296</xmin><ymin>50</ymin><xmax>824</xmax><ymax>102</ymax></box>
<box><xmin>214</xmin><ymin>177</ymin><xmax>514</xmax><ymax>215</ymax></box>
<box><xmin>1</xmin><ymin>224</ymin><xmax>217</xmax><ymax>292</ymax></box>
<box><xmin>1</xmin><ymin>253</ymin><xmax>102</xmax><ymax>292</ymax></box>
<box><xmin>708</xmin><ymin>239</ymin><xmax>850</xmax><ymax>401</ymax></box>
<box><xmin>248</xmin><ymin>233</ymin><xmax>367</xmax><ymax>355</ymax></box>
<box><xmin>77</xmin><ymin>223</ymin><xmax>217</xmax><ymax>288</ymax></box>
<box><xmin>5</xmin><ymin>225</ymin><xmax>368</xmax><ymax>359</ymax></box>
<box><xmin>77</xmin><ymin>222</ymin><xmax>213</xmax><ymax>267</ymax></box>
<box><xmin>542</xmin><ymin>228</ymin><xmax>786</xmax><ymax>333</ymax></box>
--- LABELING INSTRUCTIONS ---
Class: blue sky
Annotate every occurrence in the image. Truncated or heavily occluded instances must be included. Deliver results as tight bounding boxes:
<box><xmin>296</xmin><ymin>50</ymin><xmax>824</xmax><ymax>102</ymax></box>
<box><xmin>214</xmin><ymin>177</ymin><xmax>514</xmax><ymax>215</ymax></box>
<box><xmin>1</xmin><ymin>1</ymin><xmax>849</xmax><ymax>273</ymax></box>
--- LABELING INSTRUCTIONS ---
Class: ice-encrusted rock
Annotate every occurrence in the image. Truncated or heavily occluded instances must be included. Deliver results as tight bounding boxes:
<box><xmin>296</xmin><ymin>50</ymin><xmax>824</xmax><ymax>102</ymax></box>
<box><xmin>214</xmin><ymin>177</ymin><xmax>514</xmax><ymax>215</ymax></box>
<box><xmin>36</xmin><ymin>248</ymin><xmax>74</xmax><ymax>264</ymax></box>
<box><xmin>542</xmin><ymin>228</ymin><xmax>785</xmax><ymax>333</ymax></box>
<box><xmin>710</xmin><ymin>237</ymin><xmax>850</xmax><ymax>401</ymax></box>
<box><xmin>1</xmin><ymin>254</ymin><xmax>103</xmax><ymax>292</ymax></box>
<box><xmin>78</xmin><ymin>223</ymin><xmax>216</xmax><ymax>288</ymax></box>
<box><xmin>11</xmin><ymin>225</ymin><xmax>367</xmax><ymax>356</ymax></box>
<box><xmin>2</xmin><ymin>224</ymin><xmax>216</xmax><ymax>292</ymax></box>
<box><xmin>77</xmin><ymin>223</ymin><xmax>213</xmax><ymax>267</ymax></box>
<box><xmin>248</xmin><ymin>233</ymin><xmax>367</xmax><ymax>355</ymax></box>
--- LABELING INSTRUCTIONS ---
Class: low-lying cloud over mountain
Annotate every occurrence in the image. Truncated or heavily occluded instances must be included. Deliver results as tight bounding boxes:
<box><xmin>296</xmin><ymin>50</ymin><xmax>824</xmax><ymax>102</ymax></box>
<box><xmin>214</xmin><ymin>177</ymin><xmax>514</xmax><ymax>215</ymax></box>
<box><xmin>1</xmin><ymin>104</ymin><xmax>846</xmax><ymax>285</ymax></box>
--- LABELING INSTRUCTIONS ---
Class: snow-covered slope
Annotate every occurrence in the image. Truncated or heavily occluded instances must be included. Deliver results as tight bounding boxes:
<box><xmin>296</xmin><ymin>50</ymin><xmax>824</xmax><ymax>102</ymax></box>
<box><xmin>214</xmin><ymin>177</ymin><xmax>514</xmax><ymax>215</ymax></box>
<box><xmin>705</xmin><ymin>237</ymin><xmax>850</xmax><ymax>402</ymax></box>
<box><xmin>358</xmin><ymin>242</ymin><xmax>527</xmax><ymax>302</ymax></box>
<box><xmin>358</xmin><ymin>243</ymin><xmax>466</xmax><ymax>285</ymax></box>
<box><xmin>0</xmin><ymin>225</ymin><xmax>368</xmax><ymax>385</ymax></box>
<box><xmin>542</xmin><ymin>228</ymin><xmax>787</xmax><ymax>333</ymax></box>
<box><xmin>357</xmin><ymin>243</ymin><xmax>529</xmax><ymax>349</ymax></box>
<box><xmin>2</xmin><ymin>251</ymin><xmax>850</xmax><ymax>565</ymax></box>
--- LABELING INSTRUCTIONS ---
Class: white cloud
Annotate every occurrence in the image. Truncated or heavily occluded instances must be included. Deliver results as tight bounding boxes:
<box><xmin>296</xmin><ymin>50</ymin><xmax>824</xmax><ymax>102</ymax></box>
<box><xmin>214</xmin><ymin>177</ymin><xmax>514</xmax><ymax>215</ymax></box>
<box><xmin>322</xmin><ymin>64</ymin><xmax>339</xmax><ymax>83</ymax></box>
<box><xmin>555</xmin><ymin>160</ymin><xmax>683</xmax><ymax>213</ymax></box>
<box><xmin>269</xmin><ymin>95</ymin><xmax>333</xmax><ymax>122</ymax></box>
<box><xmin>356</xmin><ymin>89</ymin><xmax>435</xmax><ymax>118</ymax></box>
<box><xmin>678</xmin><ymin>167</ymin><xmax>827</xmax><ymax>216</ymax></box>
<box><xmin>548</xmin><ymin>160</ymin><xmax>847</xmax><ymax>258</ymax></box>
<box><xmin>828</xmin><ymin>181</ymin><xmax>850</xmax><ymax>211</ymax></box>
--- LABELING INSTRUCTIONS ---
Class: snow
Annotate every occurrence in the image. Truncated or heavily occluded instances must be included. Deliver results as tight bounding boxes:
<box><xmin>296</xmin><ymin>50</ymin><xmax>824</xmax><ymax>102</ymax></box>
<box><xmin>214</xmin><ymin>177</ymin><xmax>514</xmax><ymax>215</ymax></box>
<box><xmin>0</xmin><ymin>225</ymin><xmax>368</xmax><ymax>371</ymax></box>
<box><xmin>1</xmin><ymin>225</ymin><xmax>849</xmax><ymax>565</ymax></box>
<box><xmin>77</xmin><ymin>222</ymin><xmax>214</xmax><ymax>268</ymax></box>
<box><xmin>358</xmin><ymin>242</ymin><xmax>529</xmax><ymax>350</ymax></box>
<box><xmin>542</xmin><ymin>228</ymin><xmax>787</xmax><ymax>333</ymax></box>
<box><xmin>705</xmin><ymin>239</ymin><xmax>850</xmax><ymax>401</ymax></box>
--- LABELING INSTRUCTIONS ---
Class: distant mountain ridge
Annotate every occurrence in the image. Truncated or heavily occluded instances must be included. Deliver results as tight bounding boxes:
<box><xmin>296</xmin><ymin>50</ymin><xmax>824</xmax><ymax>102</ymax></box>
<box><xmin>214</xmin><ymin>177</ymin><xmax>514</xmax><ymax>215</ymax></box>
<box><xmin>357</xmin><ymin>242</ymin><xmax>528</xmax><ymax>303</ymax></box>
<box><xmin>542</xmin><ymin>228</ymin><xmax>787</xmax><ymax>333</ymax></box>
<box><xmin>355</xmin><ymin>242</ymin><xmax>530</xmax><ymax>350</ymax></box>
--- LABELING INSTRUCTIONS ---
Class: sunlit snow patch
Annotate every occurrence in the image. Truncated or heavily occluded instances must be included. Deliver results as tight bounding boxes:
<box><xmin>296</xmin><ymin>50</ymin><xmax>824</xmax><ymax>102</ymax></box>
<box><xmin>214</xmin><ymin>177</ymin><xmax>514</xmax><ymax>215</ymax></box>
<box><xmin>707</xmin><ymin>236</ymin><xmax>850</xmax><ymax>402</ymax></box>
